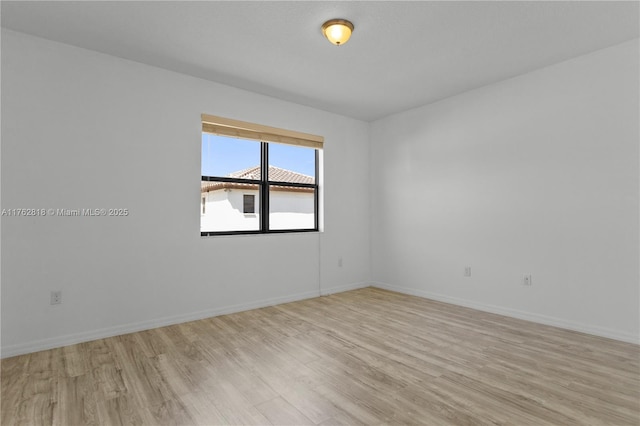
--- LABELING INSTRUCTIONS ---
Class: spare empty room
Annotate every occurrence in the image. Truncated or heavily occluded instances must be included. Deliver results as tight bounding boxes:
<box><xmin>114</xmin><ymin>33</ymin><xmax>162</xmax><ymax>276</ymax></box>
<box><xmin>1</xmin><ymin>1</ymin><xmax>638</xmax><ymax>425</ymax></box>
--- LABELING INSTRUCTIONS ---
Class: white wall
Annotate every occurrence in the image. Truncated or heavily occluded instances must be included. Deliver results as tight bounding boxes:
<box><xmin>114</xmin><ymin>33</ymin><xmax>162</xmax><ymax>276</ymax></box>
<box><xmin>269</xmin><ymin>190</ymin><xmax>315</xmax><ymax>230</ymax></box>
<box><xmin>371</xmin><ymin>39</ymin><xmax>639</xmax><ymax>343</ymax></box>
<box><xmin>1</xmin><ymin>29</ymin><xmax>371</xmax><ymax>357</ymax></box>
<box><xmin>202</xmin><ymin>189</ymin><xmax>261</xmax><ymax>232</ymax></box>
<box><xmin>200</xmin><ymin>189</ymin><xmax>314</xmax><ymax>232</ymax></box>
<box><xmin>2</xmin><ymin>29</ymin><xmax>637</xmax><ymax>357</ymax></box>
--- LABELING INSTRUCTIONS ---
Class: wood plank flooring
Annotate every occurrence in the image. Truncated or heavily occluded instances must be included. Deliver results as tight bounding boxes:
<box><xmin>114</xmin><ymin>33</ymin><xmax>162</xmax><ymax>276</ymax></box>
<box><xmin>2</xmin><ymin>287</ymin><xmax>639</xmax><ymax>425</ymax></box>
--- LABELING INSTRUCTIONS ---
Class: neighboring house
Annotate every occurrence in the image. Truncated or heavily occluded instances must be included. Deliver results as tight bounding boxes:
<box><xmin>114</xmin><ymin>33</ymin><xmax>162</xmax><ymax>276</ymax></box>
<box><xmin>201</xmin><ymin>166</ymin><xmax>315</xmax><ymax>232</ymax></box>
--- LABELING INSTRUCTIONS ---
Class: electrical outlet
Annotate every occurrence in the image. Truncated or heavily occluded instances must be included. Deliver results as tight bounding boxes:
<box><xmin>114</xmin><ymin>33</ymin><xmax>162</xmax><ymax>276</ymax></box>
<box><xmin>464</xmin><ymin>266</ymin><xmax>471</xmax><ymax>277</ymax></box>
<box><xmin>523</xmin><ymin>274</ymin><xmax>532</xmax><ymax>286</ymax></box>
<box><xmin>338</xmin><ymin>257</ymin><xmax>343</xmax><ymax>267</ymax></box>
<box><xmin>50</xmin><ymin>291</ymin><xmax>62</xmax><ymax>305</ymax></box>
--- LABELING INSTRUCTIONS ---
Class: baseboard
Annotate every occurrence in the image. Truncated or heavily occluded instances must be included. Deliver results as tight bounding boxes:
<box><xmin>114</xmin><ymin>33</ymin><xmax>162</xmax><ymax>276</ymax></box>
<box><xmin>1</xmin><ymin>289</ymin><xmax>324</xmax><ymax>358</ymax></box>
<box><xmin>372</xmin><ymin>282</ymin><xmax>639</xmax><ymax>345</ymax></box>
<box><xmin>1</xmin><ymin>281</ymin><xmax>374</xmax><ymax>358</ymax></box>
<box><xmin>8</xmin><ymin>280</ymin><xmax>632</xmax><ymax>358</ymax></box>
<box><xmin>320</xmin><ymin>281</ymin><xmax>371</xmax><ymax>296</ymax></box>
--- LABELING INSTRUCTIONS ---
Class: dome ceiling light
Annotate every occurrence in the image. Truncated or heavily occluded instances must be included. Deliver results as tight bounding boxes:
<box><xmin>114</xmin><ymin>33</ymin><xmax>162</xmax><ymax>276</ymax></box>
<box><xmin>321</xmin><ymin>19</ymin><xmax>354</xmax><ymax>46</ymax></box>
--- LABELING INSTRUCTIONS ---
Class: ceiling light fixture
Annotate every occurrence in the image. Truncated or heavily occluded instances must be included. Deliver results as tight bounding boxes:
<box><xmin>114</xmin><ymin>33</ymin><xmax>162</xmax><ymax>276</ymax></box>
<box><xmin>321</xmin><ymin>19</ymin><xmax>354</xmax><ymax>46</ymax></box>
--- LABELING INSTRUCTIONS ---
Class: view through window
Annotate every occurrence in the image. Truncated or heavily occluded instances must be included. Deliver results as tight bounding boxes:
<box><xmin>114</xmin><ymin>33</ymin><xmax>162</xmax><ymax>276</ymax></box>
<box><xmin>201</xmin><ymin>115</ymin><xmax>322</xmax><ymax>235</ymax></box>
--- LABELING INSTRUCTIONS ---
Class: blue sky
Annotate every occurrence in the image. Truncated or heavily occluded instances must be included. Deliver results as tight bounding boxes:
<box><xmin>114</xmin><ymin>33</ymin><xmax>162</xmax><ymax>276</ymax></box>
<box><xmin>201</xmin><ymin>134</ymin><xmax>315</xmax><ymax>177</ymax></box>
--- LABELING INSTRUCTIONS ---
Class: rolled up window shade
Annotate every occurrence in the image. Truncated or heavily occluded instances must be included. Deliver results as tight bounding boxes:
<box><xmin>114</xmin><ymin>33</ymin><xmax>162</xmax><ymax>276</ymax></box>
<box><xmin>201</xmin><ymin>114</ymin><xmax>323</xmax><ymax>150</ymax></box>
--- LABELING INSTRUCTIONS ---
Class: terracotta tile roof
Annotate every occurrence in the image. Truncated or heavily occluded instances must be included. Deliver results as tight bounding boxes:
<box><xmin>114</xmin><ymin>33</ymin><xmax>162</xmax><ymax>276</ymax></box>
<box><xmin>200</xmin><ymin>181</ymin><xmax>259</xmax><ymax>192</ymax></box>
<box><xmin>229</xmin><ymin>165</ymin><xmax>314</xmax><ymax>184</ymax></box>
<box><xmin>201</xmin><ymin>166</ymin><xmax>314</xmax><ymax>193</ymax></box>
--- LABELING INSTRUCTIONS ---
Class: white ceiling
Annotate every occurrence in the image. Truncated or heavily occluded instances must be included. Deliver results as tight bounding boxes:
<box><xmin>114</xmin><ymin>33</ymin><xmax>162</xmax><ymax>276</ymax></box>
<box><xmin>2</xmin><ymin>1</ymin><xmax>638</xmax><ymax>121</ymax></box>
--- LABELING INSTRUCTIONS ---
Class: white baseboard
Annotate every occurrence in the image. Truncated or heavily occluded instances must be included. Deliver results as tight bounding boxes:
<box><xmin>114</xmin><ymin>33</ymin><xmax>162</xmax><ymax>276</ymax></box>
<box><xmin>1</xmin><ymin>282</ymin><xmax>373</xmax><ymax>358</ymax></box>
<box><xmin>2</xmin><ymin>289</ymin><xmax>322</xmax><ymax>358</ymax></box>
<box><xmin>7</xmin><ymin>280</ymin><xmax>632</xmax><ymax>358</ymax></box>
<box><xmin>320</xmin><ymin>281</ymin><xmax>371</xmax><ymax>296</ymax></box>
<box><xmin>372</xmin><ymin>282</ymin><xmax>639</xmax><ymax>345</ymax></box>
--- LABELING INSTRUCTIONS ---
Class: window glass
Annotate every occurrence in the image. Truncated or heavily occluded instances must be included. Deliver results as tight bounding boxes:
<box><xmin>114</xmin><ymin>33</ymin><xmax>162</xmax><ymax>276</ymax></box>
<box><xmin>200</xmin><ymin>180</ymin><xmax>260</xmax><ymax>233</ymax></box>
<box><xmin>202</xmin><ymin>134</ymin><xmax>260</xmax><ymax>178</ymax></box>
<box><xmin>268</xmin><ymin>143</ymin><xmax>315</xmax><ymax>182</ymax></box>
<box><xmin>268</xmin><ymin>185</ymin><xmax>315</xmax><ymax>230</ymax></box>
<box><xmin>243</xmin><ymin>194</ymin><xmax>256</xmax><ymax>214</ymax></box>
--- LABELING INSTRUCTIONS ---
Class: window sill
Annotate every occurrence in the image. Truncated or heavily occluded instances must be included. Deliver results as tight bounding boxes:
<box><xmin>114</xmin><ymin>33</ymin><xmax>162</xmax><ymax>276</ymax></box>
<box><xmin>201</xmin><ymin>229</ymin><xmax>320</xmax><ymax>237</ymax></box>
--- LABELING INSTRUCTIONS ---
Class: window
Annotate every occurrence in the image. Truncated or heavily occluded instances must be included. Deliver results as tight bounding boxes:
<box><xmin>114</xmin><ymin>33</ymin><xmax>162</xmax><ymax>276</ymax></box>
<box><xmin>201</xmin><ymin>114</ymin><xmax>323</xmax><ymax>235</ymax></box>
<box><xmin>243</xmin><ymin>194</ymin><xmax>255</xmax><ymax>214</ymax></box>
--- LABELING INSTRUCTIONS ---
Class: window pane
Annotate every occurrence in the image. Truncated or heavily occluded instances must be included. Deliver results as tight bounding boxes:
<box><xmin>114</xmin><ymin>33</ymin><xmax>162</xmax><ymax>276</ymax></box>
<box><xmin>201</xmin><ymin>180</ymin><xmax>260</xmax><ymax>232</ymax></box>
<box><xmin>202</xmin><ymin>134</ymin><xmax>260</xmax><ymax>178</ymax></box>
<box><xmin>243</xmin><ymin>194</ymin><xmax>255</xmax><ymax>214</ymax></box>
<box><xmin>269</xmin><ymin>185</ymin><xmax>315</xmax><ymax>230</ymax></box>
<box><xmin>268</xmin><ymin>144</ymin><xmax>315</xmax><ymax>182</ymax></box>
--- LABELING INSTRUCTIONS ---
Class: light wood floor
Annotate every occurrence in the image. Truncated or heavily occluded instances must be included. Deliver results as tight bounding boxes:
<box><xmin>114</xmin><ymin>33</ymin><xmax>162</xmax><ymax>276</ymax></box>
<box><xmin>2</xmin><ymin>288</ymin><xmax>639</xmax><ymax>425</ymax></box>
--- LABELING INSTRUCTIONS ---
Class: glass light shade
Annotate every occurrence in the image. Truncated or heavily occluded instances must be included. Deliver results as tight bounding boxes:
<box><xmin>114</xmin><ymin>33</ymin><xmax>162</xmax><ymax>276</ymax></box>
<box><xmin>322</xmin><ymin>19</ymin><xmax>354</xmax><ymax>46</ymax></box>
